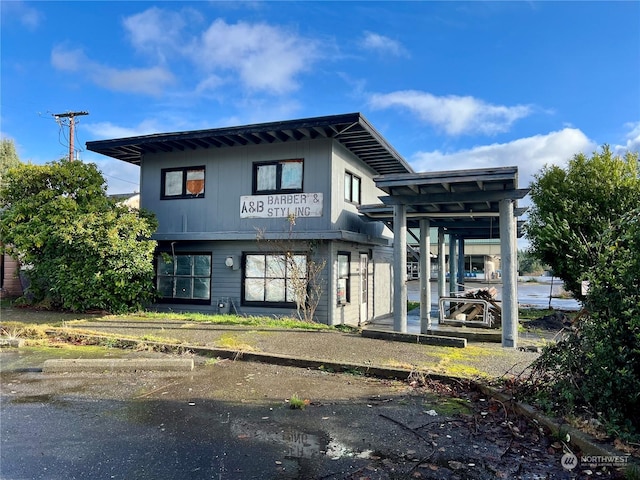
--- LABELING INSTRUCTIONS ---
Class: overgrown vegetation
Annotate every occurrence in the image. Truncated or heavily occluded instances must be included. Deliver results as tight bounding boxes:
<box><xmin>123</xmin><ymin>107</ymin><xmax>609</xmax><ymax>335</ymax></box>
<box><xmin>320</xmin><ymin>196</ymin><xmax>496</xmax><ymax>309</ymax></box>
<box><xmin>520</xmin><ymin>207</ymin><xmax>640</xmax><ymax>440</ymax></box>
<box><xmin>0</xmin><ymin>159</ymin><xmax>158</xmax><ymax>313</ymax></box>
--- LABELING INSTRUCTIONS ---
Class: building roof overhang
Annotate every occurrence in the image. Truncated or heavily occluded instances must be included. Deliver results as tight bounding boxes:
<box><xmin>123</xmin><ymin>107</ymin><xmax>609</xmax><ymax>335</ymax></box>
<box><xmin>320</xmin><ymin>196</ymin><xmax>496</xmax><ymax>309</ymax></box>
<box><xmin>359</xmin><ymin>166</ymin><xmax>529</xmax><ymax>239</ymax></box>
<box><xmin>85</xmin><ymin>112</ymin><xmax>413</xmax><ymax>176</ymax></box>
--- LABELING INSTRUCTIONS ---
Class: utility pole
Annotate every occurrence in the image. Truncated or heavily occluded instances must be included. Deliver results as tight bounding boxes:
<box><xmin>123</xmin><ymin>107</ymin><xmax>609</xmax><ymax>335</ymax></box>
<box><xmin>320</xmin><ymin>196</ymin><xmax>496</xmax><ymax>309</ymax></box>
<box><xmin>53</xmin><ymin>111</ymin><xmax>89</xmax><ymax>161</ymax></box>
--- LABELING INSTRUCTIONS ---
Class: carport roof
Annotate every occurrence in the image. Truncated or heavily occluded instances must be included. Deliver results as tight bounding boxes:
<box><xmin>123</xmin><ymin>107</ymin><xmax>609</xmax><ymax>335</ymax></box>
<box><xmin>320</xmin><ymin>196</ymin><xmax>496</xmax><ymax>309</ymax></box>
<box><xmin>85</xmin><ymin>112</ymin><xmax>413</xmax><ymax>176</ymax></box>
<box><xmin>359</xmin><ymin>166</ymin><xmax>529</xmax><ymax>239</ymax></box>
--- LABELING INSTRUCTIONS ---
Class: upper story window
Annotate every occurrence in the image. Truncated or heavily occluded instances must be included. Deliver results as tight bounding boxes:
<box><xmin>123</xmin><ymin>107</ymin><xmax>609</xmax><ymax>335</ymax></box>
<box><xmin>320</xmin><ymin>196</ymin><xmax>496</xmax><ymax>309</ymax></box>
<box><xmin>344</xmin><ymin>171</ymin><xmax>361</xmax><ymax>204</ymax></box>
<box><xmin>161</xmin><ymin>166</ymin><xmax>205</xmax><ymax>199</ymax></box>
<box><xmin>253</xmin><ymin>159</ymin><xmax>303</xmax><ymax>194</ymax></box>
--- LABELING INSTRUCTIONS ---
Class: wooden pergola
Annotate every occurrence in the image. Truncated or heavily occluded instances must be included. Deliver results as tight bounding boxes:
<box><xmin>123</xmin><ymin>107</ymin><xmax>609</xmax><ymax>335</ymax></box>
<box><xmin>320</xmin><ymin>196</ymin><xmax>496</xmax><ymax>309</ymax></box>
<box><xmin>359</xmin><ymin>166</ymin><xmax>529</xmax><ymax>348</ymax></box>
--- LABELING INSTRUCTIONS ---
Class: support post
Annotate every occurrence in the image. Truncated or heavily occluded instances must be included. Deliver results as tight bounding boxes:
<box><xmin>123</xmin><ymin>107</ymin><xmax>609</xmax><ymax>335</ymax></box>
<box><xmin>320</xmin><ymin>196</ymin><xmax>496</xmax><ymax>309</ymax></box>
<box><xmin>419</xmin><ymin>219</ymin><xmax>431</xmax><ymax>333</ymax></box>
<box><xmin>449</xmin><ymin>235</ymin><xmax>457</xmax><ymax>296</ymax></box>
<box><xmin>457</xmin><ymin>236</ymin><xmax>465</xmax><ymax>292</ymax></box>
<box><xmin>437</xmin><ymin>227</ymin><xmax>446</xmax><ymax>300</ymax></box>
<box><xmin>500</xmin><ymin>199</ymin><xmax>518</xmax><ymax>348</ymax></box>
<box><xmin>393</xmin><ymin>204</ymin><xmax>407</xmax><ymax>333</ymax></box>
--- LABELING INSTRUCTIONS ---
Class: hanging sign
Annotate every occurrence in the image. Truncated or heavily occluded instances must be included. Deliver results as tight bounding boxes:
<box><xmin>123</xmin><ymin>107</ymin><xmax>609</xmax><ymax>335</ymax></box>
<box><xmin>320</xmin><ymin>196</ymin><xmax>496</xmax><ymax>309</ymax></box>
<box><xmin>240</xmin><ymin>193</ymin><xmax>323</xmax><ymax>218</ymax></box>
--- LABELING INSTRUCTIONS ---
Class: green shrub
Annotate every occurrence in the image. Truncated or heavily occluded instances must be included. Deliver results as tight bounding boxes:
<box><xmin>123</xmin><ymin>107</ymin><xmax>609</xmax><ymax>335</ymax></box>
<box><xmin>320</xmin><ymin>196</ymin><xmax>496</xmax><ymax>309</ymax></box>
<box><xmin>521</xmin><ymin>208</ymin><xmax>640</xmax><ymax>439</ymax></box>
<box><xmin>0</xmin><ymin>159</ymin><xmax>158</xmax><ymax>314</ymax></box>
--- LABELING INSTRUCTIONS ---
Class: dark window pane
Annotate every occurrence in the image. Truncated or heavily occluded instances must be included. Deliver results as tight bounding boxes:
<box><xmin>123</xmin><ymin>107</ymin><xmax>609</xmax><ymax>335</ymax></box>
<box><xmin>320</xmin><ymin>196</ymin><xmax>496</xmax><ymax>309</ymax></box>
<box><xmin>193</xmin><ymin>255</ymin><xmax>211</xmax><ymax>276</ymax></box>
<box><xmin>175</xmin><ymin>278</ymin><xmax>192</xmax><ymax>298</ymax></box>
<box><xmin>193</xmin><ymin>278</ymin><xmax>210</xmax><ymax>299</ymax></box>
<box><xmin>158</xmin><ymin>277</ymin><xmax>174</xmax><ymax>297</ymax></box>
<box><xmin>175</xmin><ymin>255</ymin><xmax>192</xmax><ymax>276</ymax></box>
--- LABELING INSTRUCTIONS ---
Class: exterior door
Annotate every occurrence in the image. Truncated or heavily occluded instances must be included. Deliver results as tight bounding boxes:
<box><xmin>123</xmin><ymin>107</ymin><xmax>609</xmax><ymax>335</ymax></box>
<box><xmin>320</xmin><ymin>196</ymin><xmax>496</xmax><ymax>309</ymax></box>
<box><xmin>359</xmin><ymin>253</ymin><xmax>369</xmax><ymax>325</ymax></box>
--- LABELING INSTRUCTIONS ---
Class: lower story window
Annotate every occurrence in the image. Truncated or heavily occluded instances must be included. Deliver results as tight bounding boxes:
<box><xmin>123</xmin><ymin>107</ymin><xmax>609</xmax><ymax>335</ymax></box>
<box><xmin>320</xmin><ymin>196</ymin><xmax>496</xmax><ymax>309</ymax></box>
<box><xmin>157</xmin><ymin>253</ymin><xmax>211</xmax><ymax>303</ymax></box>
<box><xmin>243</xmin><ymin>253</ymin><xmax>307</xmax><ymax>306</ymax></box>
<box><xmin>337</xmin><ymin>252</ymin><xmax>350</xmax><ymax>304</ymax></box>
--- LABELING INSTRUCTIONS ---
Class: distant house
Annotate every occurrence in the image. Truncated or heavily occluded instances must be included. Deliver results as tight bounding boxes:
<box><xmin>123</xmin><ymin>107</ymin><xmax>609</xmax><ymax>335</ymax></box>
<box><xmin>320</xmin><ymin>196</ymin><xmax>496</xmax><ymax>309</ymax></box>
<box><xmin>87</xmin><ymin>113</ymin><xmax>412</xmax><ymax>326</ymax></box>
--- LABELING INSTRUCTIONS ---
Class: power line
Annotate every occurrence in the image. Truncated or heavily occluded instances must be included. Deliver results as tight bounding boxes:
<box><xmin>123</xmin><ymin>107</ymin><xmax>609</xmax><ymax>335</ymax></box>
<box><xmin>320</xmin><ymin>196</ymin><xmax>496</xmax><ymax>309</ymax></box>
<box><xmin>52</xmin><ymin>111</ymin><xmax>89</xmax><ymax>161</ymax></box>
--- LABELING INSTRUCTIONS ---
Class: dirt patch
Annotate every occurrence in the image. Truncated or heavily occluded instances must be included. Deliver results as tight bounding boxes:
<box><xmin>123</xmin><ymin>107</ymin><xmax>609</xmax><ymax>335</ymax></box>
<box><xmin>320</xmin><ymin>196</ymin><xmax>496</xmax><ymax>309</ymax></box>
<box><xmin>524</xmin><ymin>311</ymin><xmax>572</xmax><ymax>331</ymax></box>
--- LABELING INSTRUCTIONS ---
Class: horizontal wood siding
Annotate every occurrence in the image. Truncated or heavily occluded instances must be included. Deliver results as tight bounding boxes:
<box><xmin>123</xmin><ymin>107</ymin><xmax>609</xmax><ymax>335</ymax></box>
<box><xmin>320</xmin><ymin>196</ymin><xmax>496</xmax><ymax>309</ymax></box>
<box><xmin>141</xmin><ymin>139</ymin><xmax>334</xmax><ymax>235</ymax></box>
<box><xmin>330</xmin><ymin>142</ymin><xmax>391</xmax><ymax>239</ymax></box>
<box><xmin>154</xmin><ymin>239</ymin><xmax>334</xmax><ymax>322</ymax></box>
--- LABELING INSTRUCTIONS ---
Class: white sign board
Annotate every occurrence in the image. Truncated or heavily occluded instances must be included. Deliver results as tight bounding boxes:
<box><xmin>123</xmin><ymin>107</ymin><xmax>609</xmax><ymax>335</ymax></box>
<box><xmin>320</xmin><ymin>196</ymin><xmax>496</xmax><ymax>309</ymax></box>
<box><xmin>240</xmin><ymin>193</ymin><xmax>323</xmax><ymax>219</ymax></box>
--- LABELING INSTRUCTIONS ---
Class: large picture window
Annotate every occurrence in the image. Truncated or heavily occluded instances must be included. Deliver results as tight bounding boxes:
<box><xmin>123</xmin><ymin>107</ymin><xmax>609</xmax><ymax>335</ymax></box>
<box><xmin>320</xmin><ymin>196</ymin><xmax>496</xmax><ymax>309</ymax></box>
<box><xmin>253</xmin><ymin>159</ymin><xmax>303</xmax><ymax>194</ymax></box>
<box><xmin>156</xmin><ymin>253</ymin><xmax>211</xmax><ymax>303</ymax></box>
<box><xmin>161</xmin><ymin>166</ymin><xmax>205</xmax><ymax>199</ymax></box>
<box><xmin>243</xmin><ymin>253</ymin><xmax>307</xmax><ymax>306</ymax></box>
<box><xmin>344</xmin><ymin>171</ymin><xmax>361</xmax><ymax>204</ymax></box>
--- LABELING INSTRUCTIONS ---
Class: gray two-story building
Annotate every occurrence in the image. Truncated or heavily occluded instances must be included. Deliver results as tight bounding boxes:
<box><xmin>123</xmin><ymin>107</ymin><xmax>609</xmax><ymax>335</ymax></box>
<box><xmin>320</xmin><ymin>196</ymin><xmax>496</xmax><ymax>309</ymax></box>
<box><xmin>87</xmin><ymin>113</ymin><xmax>413</xmax><ymax>327</ymax></box>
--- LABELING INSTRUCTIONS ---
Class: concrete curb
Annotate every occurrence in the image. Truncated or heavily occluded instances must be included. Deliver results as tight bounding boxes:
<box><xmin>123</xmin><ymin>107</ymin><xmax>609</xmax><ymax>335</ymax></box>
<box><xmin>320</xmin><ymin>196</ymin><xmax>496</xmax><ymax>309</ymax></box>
<box><xmin>42</xmin><ymin>358</ymin><xmax>194</xmax><ymax>373</ymax></box>
<box><xmin>476</xmin><ymin>383</ymin><xmax>635</xmax><ymax>460</ymax></box>
<box><xmin>361</xmin><ymin>329</ymin><xmax>467</xmax><ymax>348</ymax></box>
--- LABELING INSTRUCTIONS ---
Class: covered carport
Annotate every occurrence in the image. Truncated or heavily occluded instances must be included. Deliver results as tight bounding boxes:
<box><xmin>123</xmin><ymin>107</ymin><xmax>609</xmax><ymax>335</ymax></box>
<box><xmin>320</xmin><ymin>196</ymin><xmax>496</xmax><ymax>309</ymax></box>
<box><xmin>359</xmin><ymin>166</ymin><xmax>528</xmax><ymax>348</ymax></box>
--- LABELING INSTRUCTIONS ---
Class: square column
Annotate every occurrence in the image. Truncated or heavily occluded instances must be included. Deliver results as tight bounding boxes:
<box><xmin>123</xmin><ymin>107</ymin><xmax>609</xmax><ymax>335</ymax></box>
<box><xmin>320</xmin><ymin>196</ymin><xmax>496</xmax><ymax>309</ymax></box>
<box><xmin>499</xmin><ymin>198</ymin><xmax>518</xmax><ymax>348</ymax></box>
<box><xmin>457</xmin><ymin>236</ymin><xmax>465</xmax><ymax>292</ymax></box>
<box><xmin>448</xmin><ymin>235</ymin><xmax>457</xmax><ymax>296</ymax></box>
<box><xmin>393</xmin><ymin>204</ymin><xmax>407</xmax><ymax>332</ymax></box>
<box><xmin>419</xmin><ymin>219</ymin><xmax>431</xmax><ymax>333</ymax></box>
<box><xmin>437</xmin><ymin>227</ymin><xmax>446</xmax><ymax>299</ymax></box>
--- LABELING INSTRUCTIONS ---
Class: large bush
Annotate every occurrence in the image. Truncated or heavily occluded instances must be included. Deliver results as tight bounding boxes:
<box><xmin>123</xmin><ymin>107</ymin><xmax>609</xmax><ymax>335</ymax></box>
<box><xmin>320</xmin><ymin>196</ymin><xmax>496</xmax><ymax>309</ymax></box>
<box><xmin>522</xmin><ymin>208</ymin><xmax>640</xmax><ymax>438</ymax></box>
<box><xmin>526</xmin><ymin>146</ymin><xmax>639</xmax><ymax>299</ymax></box>
<box><xmin>0</xmin><ymin>159</ymin><xmax>158</xmax><ymax>313</ymax></box>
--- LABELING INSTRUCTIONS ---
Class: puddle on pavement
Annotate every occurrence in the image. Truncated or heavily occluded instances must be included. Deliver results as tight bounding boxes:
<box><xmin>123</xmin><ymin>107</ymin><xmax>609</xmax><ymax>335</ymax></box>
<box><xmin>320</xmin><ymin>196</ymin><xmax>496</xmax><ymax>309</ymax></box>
<box><xmin>230</xmin><ymin>418</ymin><xmax>373</xmax><ymax>460</ymax></box>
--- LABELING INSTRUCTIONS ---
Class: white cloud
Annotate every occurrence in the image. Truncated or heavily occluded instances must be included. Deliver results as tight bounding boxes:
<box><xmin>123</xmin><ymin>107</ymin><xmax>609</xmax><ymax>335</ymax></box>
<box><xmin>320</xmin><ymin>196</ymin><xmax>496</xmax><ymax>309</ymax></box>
<box><xmin>1</xmin><ymin>1</ymin><xmax>43</xmax><ymax>30</ymax></box>
<box><xmin>195</xmin><ymin>19</ymin><xmax>317</xmax><ymax>94</ymax></box>
<box><xmin>360</xmin><ymin>31</ymin><xmax>409</xmax><ymax>58</ymax></box>
<box><xmin>91</xmin><ymin>66</ymin><xmax>175</xmax><ymax>96</ymax></box>
<box><xmin>410</xmin><ymin>128</ymin><xmax>595</xmax><ymax>190</ymax></box>
<box><xmin>51</xmin><ymin>45</ymin><xmax>175</xmax><ymax>96</ymax></box>
<box><xmin>369</xmin><ymin>90</ymin><xmax>532</xmax><ymax>136</ymax></box>
<box><xmin>51</xmin><ymin>46</ymin><xmax>84</xmax><ymax>71</ymax></box>
<box><xmin>52</xmin><ymin>8</ymin><xmax>318</xmax><ymax>98</ymax></box>
<box><xmin>123</xmin><ymin>7</ymin><xmax>200</xmax><ymax>62</ymax></box>
<box><xmin>83</xmin><ymin>120</ymin><xmax>162</xmax><ymax>140</ymax></box>
<box><xmin>617</xmin><ymin>121</ymin><xmax>640</xmax><ymax>153</ymax></box>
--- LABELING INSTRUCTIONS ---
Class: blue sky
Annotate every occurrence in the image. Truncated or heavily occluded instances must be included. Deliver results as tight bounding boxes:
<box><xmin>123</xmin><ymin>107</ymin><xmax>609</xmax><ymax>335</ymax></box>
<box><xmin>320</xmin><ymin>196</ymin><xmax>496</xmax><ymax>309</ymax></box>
<box><xmin>2</xmin><ymin>1</ymin><xmax>639</xmax><ymax>197</ymax></box>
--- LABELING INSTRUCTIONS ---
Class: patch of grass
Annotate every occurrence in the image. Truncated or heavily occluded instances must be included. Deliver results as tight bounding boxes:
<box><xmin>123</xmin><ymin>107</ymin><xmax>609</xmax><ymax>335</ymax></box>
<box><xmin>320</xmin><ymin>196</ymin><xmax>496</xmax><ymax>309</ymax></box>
<box><xmin>407</xmin><ymin>301</ymin><xmax>420</xmax><ymax>311</ymax></box>
<box><xmin>215</xmin><ymin>334</ymin><xmax>256</xmax><ymax>351</ymax></box>
<box><xmin>382</xmin><ymin>359</ymin><xmax>416</xmax><ymax>370</ymax></box>
<box><xmin>139</xmin><ymin>334</ymin><xmax>184</xmax><ymax>345</ymax></box>
<box><xmin>518</xmin><ymin>308</ymin><xmax>556</xmax><ymax>320</ymax></box>
<box><xmin>118</xmin><ymin>311</ymin><xmax>333</xmax><ymax>331</ymax></box>
<box><xmin>0</xmin><ymin>321</ymin><xmax>50</xmax><ymax>340</ymax></box>
<box><xmin>433</xmin><ymin>397</ymin><xmax>473</xmax><ymax>416</ymax></box>
<box><xmin>430</xmin><ymin>345</ymin><xmax>503</xmax><ymax>379</ymax></box>
<box><xmin>288</xmin><ymin>393</ymin><xmax>310</xmax><ymax>410</ymax></box>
